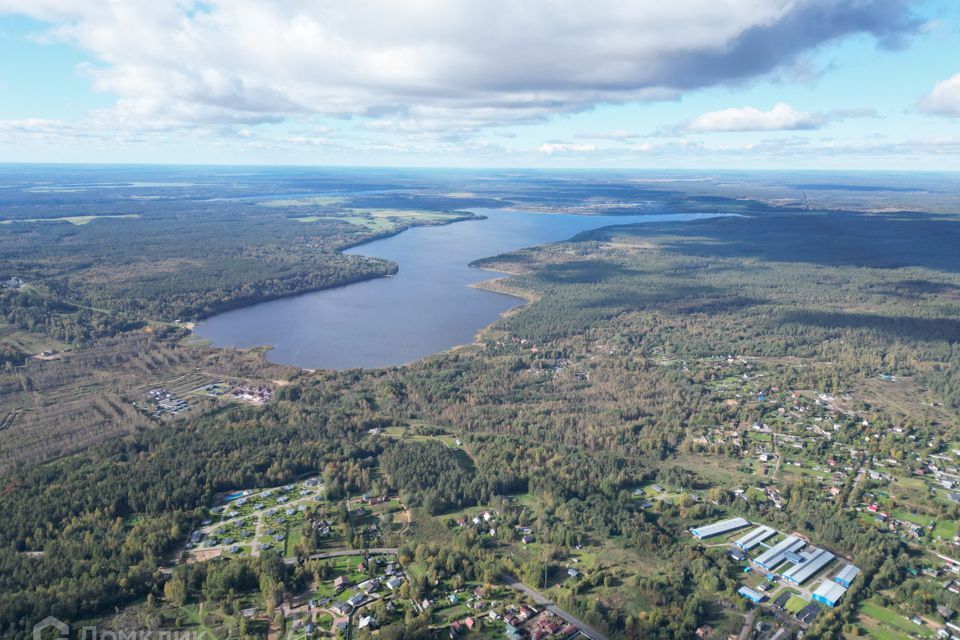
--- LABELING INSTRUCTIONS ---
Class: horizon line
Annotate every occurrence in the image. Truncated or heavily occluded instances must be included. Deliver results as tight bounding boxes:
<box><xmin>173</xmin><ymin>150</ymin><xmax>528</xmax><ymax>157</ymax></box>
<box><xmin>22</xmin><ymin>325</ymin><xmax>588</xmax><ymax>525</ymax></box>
<box><xmin>0</xmin><ymin>161</ymin><xmax>958</xmax><ymax>174</ymax></box>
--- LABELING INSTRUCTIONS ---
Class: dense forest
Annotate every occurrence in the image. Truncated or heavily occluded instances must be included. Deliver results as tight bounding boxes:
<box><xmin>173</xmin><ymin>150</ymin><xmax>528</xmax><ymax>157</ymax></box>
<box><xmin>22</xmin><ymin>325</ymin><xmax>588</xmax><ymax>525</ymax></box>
<box><xmin>0</xmin><ymin>177</ymin><xmax>480</xmax><ymax>322</ymax></box>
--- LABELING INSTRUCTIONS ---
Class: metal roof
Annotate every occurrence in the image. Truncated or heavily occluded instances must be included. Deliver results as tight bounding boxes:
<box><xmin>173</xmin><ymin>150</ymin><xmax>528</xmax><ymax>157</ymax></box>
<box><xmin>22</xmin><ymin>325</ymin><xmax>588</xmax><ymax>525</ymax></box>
<box><xmin>784</xmin><ymin>551</ymin><xmax>805</xmax><ymax>564</ymax></box>
<box><xmin>754</xmin><ymin>535</ymin><xmax>804</xmax><ymax>569</ymax></box>
<box><xmin>797</xmin><ymin>602</ymin><xmax>822</xmax><ymax>622</ymax></box>
<box><xmin>834</xmin><ymin>563</ymin><xmax>861</xmax><ymax>585</ymax></box>
<box><xmin>734</xmin><ymin>525</ymin><xmax>776</xmax><ymax>550</ymax></box>
<box><xmin>728</xmin><ymin>547</ymin><xmax>748</xmax><ymax>560</ymax></box>
<box><xmin>738</xmin><ymin>586</ymin><xmax>764</xmax><ymax>602</ymax></box>
<box><xmin>691</xmin><ymin>517</ymin><xmax>750</xmax><ymax>539</ymax></box>
<box><xmin>783</xmin><ymin>547</ymin><xmax>835</xmax><ymax>584</ymax></box>
<box><xmin>812</xmin><ymin>580</ymin><xmax>847</xmax><ymax>605</ymax></box>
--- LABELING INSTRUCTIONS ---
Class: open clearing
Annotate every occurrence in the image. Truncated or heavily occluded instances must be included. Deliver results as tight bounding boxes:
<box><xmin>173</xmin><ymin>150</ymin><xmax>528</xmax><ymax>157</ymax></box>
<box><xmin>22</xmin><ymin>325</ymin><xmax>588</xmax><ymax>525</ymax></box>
<box><xmin>0</xmin><ymin>324</ymin><xmax>68</xmax><ymax>355</ymax></box>
<box><xmin>0</xmin><ymin>214</ymin><xmax>141</xmax><ymax>225</ymax></box>
<box><xmin>858</xmin><ymin>597</ymin><xmax>935</xmax><ymax>638</ymax></box>
<box><xmin>784</xmin><ymin>595</ymin><xmax>808</xmax><ymax>615</ymax></box>
<box><xmin>293</xmin><ymin>208</ymin><xmax>461</xmax><ymax>231</ymax></box>
<box><xmin>259</xmin><ymin>196</ymin><xmax>347</xmax><ymax>207</ymax></box>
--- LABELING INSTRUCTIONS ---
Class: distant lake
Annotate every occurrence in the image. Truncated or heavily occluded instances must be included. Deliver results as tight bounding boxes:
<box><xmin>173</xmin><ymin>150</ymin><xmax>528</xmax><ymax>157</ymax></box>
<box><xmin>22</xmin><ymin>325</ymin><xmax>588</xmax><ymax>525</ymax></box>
<box><xmin>195</xmin><ymin>209</ymin><xmax>714</xmax><ymax>369</ymax></box>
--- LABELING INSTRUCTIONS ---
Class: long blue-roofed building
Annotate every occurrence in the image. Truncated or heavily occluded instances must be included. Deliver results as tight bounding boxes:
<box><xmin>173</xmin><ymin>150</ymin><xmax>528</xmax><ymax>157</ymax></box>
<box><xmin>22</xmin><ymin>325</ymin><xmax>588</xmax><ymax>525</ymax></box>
<box><xmin>734</xmin><ymin>525</ymin><xmax>776</xmax><ymax>551</ymax></box>
<box><xmin>738</xmin><ymin>586</ymin><xmax>765</xmax><ymax>604</ymax></box>
<box><xmin>754</xmin><ymin>535</ymin><xmax>804</xmax><ymax>571</ymax></box>
<box><xmin>782</xmin><ymin>547</ymin><xmax>835</xmax><ymax>585</ymax></box>
<box><xmin>691</xmin><ymin>517</ymin><xmax>750</xmax><ymax>540</ymax></box>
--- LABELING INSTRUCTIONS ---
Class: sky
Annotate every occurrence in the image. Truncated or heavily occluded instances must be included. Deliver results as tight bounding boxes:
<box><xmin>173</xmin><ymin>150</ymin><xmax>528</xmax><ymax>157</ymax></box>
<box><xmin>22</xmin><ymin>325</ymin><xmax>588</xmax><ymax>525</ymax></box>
<box><xmin>0</xmin><ymin>0</ymin><xmax>959</xmax><ymax>169</ymax></box>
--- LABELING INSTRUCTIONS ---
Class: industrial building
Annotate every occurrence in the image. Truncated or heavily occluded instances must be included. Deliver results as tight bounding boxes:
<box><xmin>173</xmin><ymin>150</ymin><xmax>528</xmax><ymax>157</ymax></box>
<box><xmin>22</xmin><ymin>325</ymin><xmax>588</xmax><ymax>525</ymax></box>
<box><xmin>782</xmin><ymin>547</ymin><xmax>835</xmax><ymax>585</ymax></box>
<box><xmin>734</xmin><ymin>525</ymin><xmax>776</xmax><ymax>551</ymax></box>
<box><xmin>754</xmin><ymin>535</ymin><xmax>805</xmax><ymax>570</ymax></box>
<box><xmin>784</xmin><ymin>551</ymin><xmax>805</xmax><ymax>564</ymax></box>
<box><xmin>833</xmin><ymin>563</ymin><xmax>860</xmax><ymax>588</ymax></box>
<box><xmin>728</xmin><ymin>547</ymin><xmax>748</xmax><ymax>562</ymax></box>
<box><xmin>796</xmin><ymin>602</ymin><xmax>822</xmax><ymax>624</ymax></box>
<box><xmin>738</xmin><ymin>586</ymin><xmax>765</xmax><ymax>604</ymax></box>
<box><xmin>691</xmin><ymin>517</ymin><xmax>750</xmax><ymax>540</ymax></box>
<box><xmin>812</xmin><ymin>580</ymin><xmax>848</xmax><ymax>608</ymax></box>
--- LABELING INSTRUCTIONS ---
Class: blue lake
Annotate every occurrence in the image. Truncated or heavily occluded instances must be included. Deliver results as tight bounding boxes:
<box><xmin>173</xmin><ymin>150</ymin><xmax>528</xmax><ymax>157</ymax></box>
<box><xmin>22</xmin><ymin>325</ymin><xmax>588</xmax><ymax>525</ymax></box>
<box><xmin>194</xmin><ymin>209</ymin><xmax>713</xmax><ymax>369</ymax></box>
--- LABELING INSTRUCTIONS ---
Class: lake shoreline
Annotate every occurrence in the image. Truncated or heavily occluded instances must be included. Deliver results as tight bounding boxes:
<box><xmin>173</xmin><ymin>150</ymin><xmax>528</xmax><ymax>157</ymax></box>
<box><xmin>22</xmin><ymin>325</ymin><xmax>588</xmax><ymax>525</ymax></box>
<box><xmin>195</xmin><ymin>209</ymin><xmax>719</xmax><ymax>370</ymax></box>
<box><xmin>467</xmin><ymin>271</ymin><xmax>542</xmax><ymax>347</ymax></box>
<box><xmin>191</xmin><ymin>210</ymin><xmax>484</xmax><ymax>326</ymax></box>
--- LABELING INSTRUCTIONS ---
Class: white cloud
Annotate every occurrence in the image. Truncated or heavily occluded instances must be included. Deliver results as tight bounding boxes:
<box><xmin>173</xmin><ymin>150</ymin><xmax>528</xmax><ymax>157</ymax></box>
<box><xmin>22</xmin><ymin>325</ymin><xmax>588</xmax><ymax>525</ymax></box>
<box><xmin>918</xmin><ymin>73</ymin><xmax>960</xmax><ymax>116</ymax></box>
<box><xmin>688</xmin><ymin>103</ymin><xmax>821</xmax><ymax>132</ymax></box>
<box><xmin>0</xmin><ymin>0</ymin><xmax>918</xmax><ymax>133</ymax></box>
<box><xmin>539</xmin><ymin>142</ymin><xmax>597</xmax><ymax>154</ymax></box>
<box><xmin>575</xmin><ymin>129</ymin><xmax>639</xmax><ymax>140</ymax></box>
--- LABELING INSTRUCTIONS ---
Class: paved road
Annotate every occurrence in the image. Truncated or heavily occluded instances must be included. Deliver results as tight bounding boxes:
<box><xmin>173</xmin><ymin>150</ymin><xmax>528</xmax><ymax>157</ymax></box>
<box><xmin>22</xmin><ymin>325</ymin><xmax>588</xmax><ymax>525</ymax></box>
<box><xmin>284</xmin><ymin>547</ymin><xmax>399</xmax><ymax>564</ymax></box>
<box><xmin>502</xmin><ymin>575</ymin><xmax>608</xmax><ymax>640</ymax></box>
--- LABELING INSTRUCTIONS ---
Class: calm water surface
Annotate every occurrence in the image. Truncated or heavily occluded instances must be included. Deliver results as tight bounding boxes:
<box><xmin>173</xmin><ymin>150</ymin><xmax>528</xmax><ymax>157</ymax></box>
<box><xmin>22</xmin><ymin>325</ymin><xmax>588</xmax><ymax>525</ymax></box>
<box><xmin>195</xmin><ymin>209</ymin><xmax>711</xmax><ymax>369</ymax></box>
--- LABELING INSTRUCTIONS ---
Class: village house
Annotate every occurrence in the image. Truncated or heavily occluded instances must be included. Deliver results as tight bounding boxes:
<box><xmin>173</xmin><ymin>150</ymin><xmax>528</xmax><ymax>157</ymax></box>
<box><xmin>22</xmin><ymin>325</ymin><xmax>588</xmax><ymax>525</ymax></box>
<box><xmin>386</xmin><ymin>576</ymin><xmax>403</xmax><ymax>590</ymax></box>
<box><xmin>347</xmin><ymin>593</ymin><xmax>366</xmax><ymax>609</ymax></box>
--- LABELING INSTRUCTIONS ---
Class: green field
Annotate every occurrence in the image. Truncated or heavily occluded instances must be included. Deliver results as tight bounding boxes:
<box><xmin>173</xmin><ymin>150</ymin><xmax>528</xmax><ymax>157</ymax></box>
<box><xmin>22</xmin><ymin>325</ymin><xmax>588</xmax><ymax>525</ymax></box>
<box><xmin>191</xmin><ymin>382</ymin><xmax>232</xmax><ymax>397</ymax></box>
<box><xmin>260</xmin><ymin>196</ymin><xmax>347</xmax><ymax>207</ymax></box>
<box><xmin>781</xmin><ymin>464</ymin><xmax>832</xmax><ymax>480</ymax></box>
<box><xmin>283</xmin><ymin>527</ymin><xmax>303</xmax><ymax>555</ymax></box>
<box><xmin>891</xmin><ymin>510</ymin><xmax>934</xmax><ymax>527</ymax></box>
<box><xmin>859</xmin><ymin>624</ymin><xmax>913</xmax><ymax>640</ymax></box>
<box><xmin>0</xmin><ymin>324</ymin><xmax>68</xmax><ymax>355</ymax></box>
<box><xmin>785</xmin><ymin>595</ymin><xmax>808</xmax><ymax>614</ymax></box>
<box><xmin>382</xmin><ymin>425</ymin><xmax>462</xmax><ymax>448</ymax></box>
<box><xmin>934</xmin><ymin>520</ymin><xmax>959</xmax><ymax>539</ymax></box>
<box><xmin>859</xmin><ymin>598</ymin><xmax>935</xmax><ymax>638</ymax></box>
<box><xmin>312</xmin><ymin>554</ymin><xmax>375</xmax><ymax>600</ymax></box>
<box><xmin>293</xmin><ymin>209</ymin><xmax>461</xmax><ymax>232</ymax></box>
